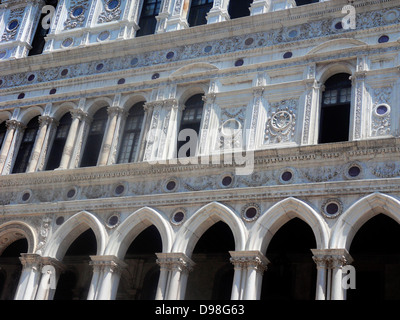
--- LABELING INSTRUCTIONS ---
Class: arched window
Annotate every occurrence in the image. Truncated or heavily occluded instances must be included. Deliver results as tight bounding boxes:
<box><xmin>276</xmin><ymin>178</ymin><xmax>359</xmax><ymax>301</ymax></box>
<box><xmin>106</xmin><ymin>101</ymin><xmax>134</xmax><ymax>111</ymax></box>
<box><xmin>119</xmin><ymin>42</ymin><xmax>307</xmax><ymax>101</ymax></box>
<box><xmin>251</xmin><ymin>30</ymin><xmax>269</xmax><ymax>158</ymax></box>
<box><xmin>29</xmin><ymin>1</ymin><xmax>59</xmax><ymax>56</ymax></box>
<box><xmin>137</xmin><ymin>0</ymin><xmax>162</xmax><ymax>37</ymax></box>
<box><xmin>117</xmin><ymin>102</ymin><xmax>145</xmax><ymax>164</ymax></box>
<box><xmin>188</xmin><ymin>0</ymin><xmax>214</xmax><ymax>27</ymax></box>
<box><xmin>177</xmin><ymin>94</ymin><xmax>204</xmax><ymax>157</ymax></box>
<box><xmin>319</xmin><ymin>73</ymin><xmax>352</xmax><ymax>144</ymax></box>
<box><xmin>295</xmin><ymin>0</ymin><xmax>319</xmax><ymax>6</ymax></box>
<box><xmin>0</xmin><ymin>121</ymin><xmax>6</xmax><ymax>150</ymax></box>
<box><xmin>228</xmin><ymin>0</ymin><xmax>252</xmax><ymax>19</ymax></box>
<box><xmin>80</xmin><ymin>107</ymin><xmax>108</xmax><ymax>167</ymax></box>
<box><xmin>45</xmin><ymin>112</ymin><xmax>72</xmax><ymax>170</ymax></box>
<box><xmin>12</xmin><ymin>116</ymin><xmax>40</xmax><ymax>174</ymax></box>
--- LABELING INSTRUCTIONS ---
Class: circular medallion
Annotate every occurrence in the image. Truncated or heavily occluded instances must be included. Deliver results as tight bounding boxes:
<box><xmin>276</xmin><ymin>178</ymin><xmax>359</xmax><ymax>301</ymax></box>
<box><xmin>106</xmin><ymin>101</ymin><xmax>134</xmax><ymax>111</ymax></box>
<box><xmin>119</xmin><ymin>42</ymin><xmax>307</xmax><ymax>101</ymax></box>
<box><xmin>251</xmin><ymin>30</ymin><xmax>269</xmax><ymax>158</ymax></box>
<box><xmin>270</xmin><ymin>111</ymin><xmax>292</xmax><ymax>131</ymax></box>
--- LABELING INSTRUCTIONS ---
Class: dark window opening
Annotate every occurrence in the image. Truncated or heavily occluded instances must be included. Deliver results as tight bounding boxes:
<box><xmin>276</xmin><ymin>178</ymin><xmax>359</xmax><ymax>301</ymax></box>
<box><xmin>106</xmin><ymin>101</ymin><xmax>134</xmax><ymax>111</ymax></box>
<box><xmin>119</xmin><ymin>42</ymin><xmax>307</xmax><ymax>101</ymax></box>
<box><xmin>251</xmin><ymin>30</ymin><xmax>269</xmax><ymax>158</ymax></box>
<box><xmin>295</xmin><ymin>0</ymin><xmax>319</xmax><ymax>6</ymax></box>
<box><xmin>228</xmin><ymin>0</ymin><xmax>252</xmax><ymax>19</ymax></box>
<box><xmin>188</xmin><ymin>0</ymin><xmax>214</xmax><ymax>27</ymax></box>
<box><xmin>318</xmin><ymin>73</ymin><xmax>352</xmax><ymax>144</ymax></box>
<box><xmin>137</xmin><ymin>0</ymin><xmax>162</xmax><ymax>37</ymax></box>
<box><xmin>80</xmin><ymin>107</ymin><xmax>108</xmax><ymax>167</ymax></box>
<box><xmin>0</xmin><ymin>121</ymin><xmax>7</xmax><ymax>150</ymax></box>
<box><xmin>45</xmin><ymin>112</ymin><xmax>72</xmax><ymax>170</ymax></box>
<box><xmin>29</xmin><ymin>1</ymin><xmax>59</xmax><ymax>56</ymax></box>
<box><xmin>117</xmin><ymin>102</ymin><xmax>145</xmax><ymax>164</ymax></box>
<box><xmin>177</xmin><ymin>94</ymin><xmax>204</xmax><ymax>158</ymax></box>
<box><xmin>12</xmin><ymin>116</ymin><xmax>40</xmax><ymax>174</ymax></box>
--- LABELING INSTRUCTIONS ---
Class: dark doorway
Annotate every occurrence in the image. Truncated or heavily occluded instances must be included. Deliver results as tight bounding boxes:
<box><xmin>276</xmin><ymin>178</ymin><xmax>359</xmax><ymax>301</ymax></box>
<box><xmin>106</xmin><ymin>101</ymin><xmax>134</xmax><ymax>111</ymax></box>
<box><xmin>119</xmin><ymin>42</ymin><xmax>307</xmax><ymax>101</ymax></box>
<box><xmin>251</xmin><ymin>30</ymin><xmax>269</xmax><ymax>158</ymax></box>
<box><xmin>319</xmin><ymin>73</ymin><xmax>352</xmax><ymax>144</ymax></box>
<box><xmin>54</xmin><ymin>229</ymin><xmax>97</xmax><ymax>300</ymax></box>
<box><xmin>117</xmin><ymin>225</ymin><xmax>162</xmax><ymax>300</ymax></box>
<box><xmin>185</xmin><ymin>221</ymin><xmax>235</xmax><ymax>300</ymax></box>
<box><xmin>261</xmin><ymin>218</ymin><xmax>316</xmax><ymax>300</ymax></box>
<box><xmin>0</xmin><ymin>238</ymin><xmax>28</xmax><ymax>300</ymax></box>
<box><xmin>348</xmin><ymin>214</ymin><xmax>400</xmax><ymax>300</ymax></box>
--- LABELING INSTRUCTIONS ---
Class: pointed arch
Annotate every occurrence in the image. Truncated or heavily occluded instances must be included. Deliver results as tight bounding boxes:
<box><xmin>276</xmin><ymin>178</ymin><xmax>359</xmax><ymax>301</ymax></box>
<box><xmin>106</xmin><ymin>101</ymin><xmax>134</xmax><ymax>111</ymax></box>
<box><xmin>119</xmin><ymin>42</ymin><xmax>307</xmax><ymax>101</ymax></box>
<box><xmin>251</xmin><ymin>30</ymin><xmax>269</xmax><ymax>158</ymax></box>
<box><xmin>172</xmin><ymin>202</ymin><xmax>247</xmax><ymax>256</ymax></box>
<box><xmin>0</xmin><ymin>221</ymin><xmax>37</xmax><ymax>256</ymax></box>
<box><xmin>247</xmin><ymin>197</ymin><xmax>329</xmax><ymax>253</ymax></box>
<box><xmin>44</xmin><ymin>211</ymin><xmax>107</xmax><ymax>260</ymax></box>
<box><xmin>330</xmin><ymin>193</ymin><xmax>400</xmax><ymax>250</ymax></box>
<box><xmin>105</xmin><ymin>207</ymin><xmax>174</xmax><ymax>260</ymax></box>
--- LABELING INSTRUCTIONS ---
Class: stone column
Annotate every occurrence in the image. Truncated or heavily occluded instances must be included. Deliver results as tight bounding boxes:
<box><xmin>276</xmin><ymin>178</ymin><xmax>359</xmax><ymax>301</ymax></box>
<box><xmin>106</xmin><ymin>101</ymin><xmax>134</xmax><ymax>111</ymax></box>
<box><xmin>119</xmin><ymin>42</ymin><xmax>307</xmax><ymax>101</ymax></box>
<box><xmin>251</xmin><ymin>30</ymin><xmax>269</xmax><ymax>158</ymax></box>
<box><xmin>352</xmin><ymin>69</ymin><xmax>367</xmax><ymax>141</ymax></box>
<box><xmin>98</xmin><ymin>105</ymin><xmax>125</xmax><ymax>166</ymax></box>
<box><xmin>207</xmin><ymin>0</ymin><xmax>229</xmax><ymax>24</ymax></box>
<box><xmin>1</xmin><ymin>120</ymin><xmax>26</xmax><ymax>175</ymax></box>
<box><xmin>230</xmin><ymin>251</ymin><xmax>269</xmax><ymax>300</ymax></box>
<box><xmin>155</xmin><ymin>253</ymin><xmax>172</xmax><ymax>300</ymax></box>
<box><xmin>302</xmin><ymin>76</ymin><xmax>321</xmax><ymax>145</ymax></box>
<box><xmin>0</xmin><ymin>120</ymin><xmax>24</xmax><ymax>173</ymax></box>
<box><xmin>58</xmin><ymin>109</ymin><xmax>87</xmax><ymax>169</ymax></box>
<box><xmin>14</xmin><ymin>254</ymin><xmax>42</xmax><ymax>300</ymax></box>
<box><xmin>90</xmin><ymin>256</ymin><xmax>127</xmax><ymax>300</ymax></box>
<box><xmin>330</xmin><ymin>249</ymin><xmax>353</xmax><ymax>301</ymax></box>
<box><xmin>163</xmin><ymin>253</ymin><xmax>195</xmax><ymax>300</ymax></box>
<box><xmin>26</xmin><ymin>116</ymin><xmax>57</xmax><ymax>173</ymax></box>
<box><xmin>311</xmin><ymin>249</ymin><xmax>331</xmax><ymax>300</ymax></box>
<box><xmin>155</xmin><ymin>0</ymin><xmax>172</xmax><ymax>33</ymax></box>
<box><xmin>35</xmin><ymin>257</ymin><xmax>65</xmax><ymax>300</ymax></box>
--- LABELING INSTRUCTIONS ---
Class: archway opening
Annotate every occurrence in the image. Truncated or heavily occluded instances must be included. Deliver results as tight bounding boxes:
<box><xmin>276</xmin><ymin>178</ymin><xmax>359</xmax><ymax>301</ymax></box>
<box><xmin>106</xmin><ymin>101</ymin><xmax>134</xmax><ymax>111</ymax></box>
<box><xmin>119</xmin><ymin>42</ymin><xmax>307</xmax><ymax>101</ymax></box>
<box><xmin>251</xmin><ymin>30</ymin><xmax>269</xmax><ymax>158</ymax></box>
<box><xmin>348</xmin><ymin>214</ymin><xmax>400</xmax><ymax>300</ymax></box>
<box><xmin>54</xmin><ymin>229</ymin><xmax>97</xmax><ymax>300</ymax></box>
<box><xmin>185</xmin><ymin>221</ymin><xmax>235</xmax><ymax>300</ymax></box>
<box><xmin>117</xmin><ymin>225</ymin><xmax>162</xmax><ymax>300</ymax></box>
<box><xmin>261</xmin><ymin>218</ymin><xmax>316</xmax><ymax>300</ymax></box>
<box><xmin>0</xmin><ymin>238</ymin><xmax>28</xmax><ymax>300</ymax></box>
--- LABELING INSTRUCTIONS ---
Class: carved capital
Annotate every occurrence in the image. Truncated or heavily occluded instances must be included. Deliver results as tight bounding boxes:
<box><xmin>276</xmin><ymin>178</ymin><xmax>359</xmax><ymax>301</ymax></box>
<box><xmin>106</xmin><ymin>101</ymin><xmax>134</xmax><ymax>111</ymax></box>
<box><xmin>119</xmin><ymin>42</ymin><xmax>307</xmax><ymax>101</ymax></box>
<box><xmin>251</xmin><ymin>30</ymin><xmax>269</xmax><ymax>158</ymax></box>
<box><xmin>229</xmin><ymin>251</ymin><xmax>270</xmax><ymax>274</ymax></box>
<box><xmin>89</xmin><ymin>255</ymin><xmax>127</xmax><ymax>275</ymax></box>
<box><xmin>156</xmin><ymin>252</ymin><xmax>195</xmax><ymax>274</ymax></box>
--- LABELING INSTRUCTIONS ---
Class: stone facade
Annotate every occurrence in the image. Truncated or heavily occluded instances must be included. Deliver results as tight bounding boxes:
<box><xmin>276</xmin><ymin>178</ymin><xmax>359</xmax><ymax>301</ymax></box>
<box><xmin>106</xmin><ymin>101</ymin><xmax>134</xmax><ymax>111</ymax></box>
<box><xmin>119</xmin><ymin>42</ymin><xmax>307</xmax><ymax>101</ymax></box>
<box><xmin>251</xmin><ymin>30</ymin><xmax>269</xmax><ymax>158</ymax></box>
<box><xmin>0</xmin><ymin>0</ymin><xmax>400</xmax><ymax>300</ymax></box>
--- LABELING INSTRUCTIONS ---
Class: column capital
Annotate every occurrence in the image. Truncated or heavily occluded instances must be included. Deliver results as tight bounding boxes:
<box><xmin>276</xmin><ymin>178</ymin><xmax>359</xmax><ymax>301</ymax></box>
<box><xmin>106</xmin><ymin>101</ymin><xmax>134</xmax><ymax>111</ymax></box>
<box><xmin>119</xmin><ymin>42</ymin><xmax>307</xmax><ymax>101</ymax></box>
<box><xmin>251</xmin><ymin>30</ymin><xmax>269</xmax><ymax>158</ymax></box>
<box><xmin>107</xmin><ymin>106</ymin><xmax>126</xmax><ymax>117</ymax></box>
<box><xmin>156</xmin><ymin>252</ymin><xmax>195</xmax><ymax>273</ymax></box>
<box><xmin>19</xmin><ymin>253</ymin><xmax>42</xmax><ymax>269</ymax></box>
<box><xmin>229</xmin><ymin>251</ymin><xmax>270</xmax><ymax>274</ymax></box>
<box><xmin>6</xmin><ymin>119</ymin><xmax>25</xmax><ymax>130</ymax></box>
<box><xmin>311</xmin><ymin>249</ymin><xmax>353</xmax><ymax>269</ymax></box>
<box><xmin>70</xmin><ymin>109</ymin><xmax>89</xmax><ymax>121</ymax></box>
<box><xmin>89</xmin><ymin>255</ymin><xmax>127</xmax><ymax>275</ymax></box>
<box><xmin>40</xmin><ymin>256</ymin><xmax>67</xmax><ymax>273</ymax></box>
<box><xmin>38</xmin><ymin>115</ymin><xmax>58</xmax><ymax>127</ymax></box>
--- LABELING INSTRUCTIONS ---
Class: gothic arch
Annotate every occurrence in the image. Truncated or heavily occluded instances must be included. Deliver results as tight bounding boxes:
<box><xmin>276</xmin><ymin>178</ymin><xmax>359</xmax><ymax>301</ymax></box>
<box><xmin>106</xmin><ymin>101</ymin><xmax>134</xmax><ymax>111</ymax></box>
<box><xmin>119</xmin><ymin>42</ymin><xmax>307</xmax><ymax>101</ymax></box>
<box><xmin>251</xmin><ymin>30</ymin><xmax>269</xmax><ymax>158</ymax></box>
<box><xmin>104</xmin><ymin>207</ymin><xmax>174</xmax><ymax>260</ymax></box>
<box><xmin>0</xmin><ymin>221</ymin><xmax>37</xmax><ymax>256</ymax></box>
<box><xmin>172</xmin><ymin>202</ymin><xmax>247</xmax><ymax>256</ymax></box>
<box><xmin>247</xmin><ymin>197</ymin><xmax>329</xmax><ymax>253</ymax></box>
<box><xmin>330</xmin><ymin>193</ymin><xmax>400</xmax><ymax>250</ymax></box>
<box><xmin>44</xmin><ymin>211</ymin><xmax>107</xmax><ymax>260</ymax></box>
